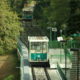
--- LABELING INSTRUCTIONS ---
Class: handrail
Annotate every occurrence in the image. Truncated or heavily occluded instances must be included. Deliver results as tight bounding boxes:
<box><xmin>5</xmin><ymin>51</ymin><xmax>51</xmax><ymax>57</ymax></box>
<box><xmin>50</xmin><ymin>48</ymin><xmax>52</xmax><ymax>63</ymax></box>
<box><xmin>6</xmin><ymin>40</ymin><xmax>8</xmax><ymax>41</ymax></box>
<box><xmin>49</xmin><ymin>40</ymin><xmax>80</xmax><ymax>48</ymax></box>
<box><xmin>57</xmin><ymin>63</ymin><xmax>67</xmax><ymax>80</ymax></box>
<box><xmin>64</xmin><ymin>47</ymin><xmax>72</xmax><ymax>60</ymax></box>
<box><xmin>49</xmin><ymin>40</ymin><xmax>61</xmax><ymax>48</ymax></box>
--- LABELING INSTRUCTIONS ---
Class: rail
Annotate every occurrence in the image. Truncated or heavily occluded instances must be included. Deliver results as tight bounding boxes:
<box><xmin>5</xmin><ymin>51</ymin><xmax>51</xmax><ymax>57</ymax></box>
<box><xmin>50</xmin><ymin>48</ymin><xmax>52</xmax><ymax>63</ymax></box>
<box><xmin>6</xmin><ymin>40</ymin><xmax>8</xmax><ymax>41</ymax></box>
<box><xmin>57</xmin><ymin>63</ymin><xmax>67</xmax><ymax>80</ymax></box>
<box><xmin>31</xmin><ymin>67</ymin><xmax>36</xmax><ymax>80</ymax></box>
<box><xmin>44</xmin><ymin>68</ymin><xmax>51</xmax><ymax>80</ymax></box>
<box><xmin>31</xmin><ymin>67</ymin><xmax>51</xmax><ymax>80</ymax></box>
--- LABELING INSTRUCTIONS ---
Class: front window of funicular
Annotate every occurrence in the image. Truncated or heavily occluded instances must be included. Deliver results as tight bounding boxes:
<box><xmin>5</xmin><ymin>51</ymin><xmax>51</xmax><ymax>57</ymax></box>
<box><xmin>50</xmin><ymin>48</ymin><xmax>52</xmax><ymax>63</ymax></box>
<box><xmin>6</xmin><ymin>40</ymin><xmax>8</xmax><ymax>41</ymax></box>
<box><xmin>30</xmin><ymin>42</ymin><xmax>47</xmax><ymax>61</ymax></box>
<box><xmin>42</xmin><ymin>42</ymin><xmax>47</xmax><ymax>53</ymax></box>
<box><xmin>24</xmin><ymin>11</ymin><xmax>32</xmax><ymax>19</ymax></box>
<box><xmin>31</xmin><ymin>42</ymin><xmax>42</xmax><ymax>53</ymax></box>
<box><xmin>23</xmin><ymin>11</ymin><xmax>26</xmax><ymax>18</ymax></box>
<box><xmin>31</xmin><ymin>42</ymin><xmax>47</xmax><ymax>53</ymax></box>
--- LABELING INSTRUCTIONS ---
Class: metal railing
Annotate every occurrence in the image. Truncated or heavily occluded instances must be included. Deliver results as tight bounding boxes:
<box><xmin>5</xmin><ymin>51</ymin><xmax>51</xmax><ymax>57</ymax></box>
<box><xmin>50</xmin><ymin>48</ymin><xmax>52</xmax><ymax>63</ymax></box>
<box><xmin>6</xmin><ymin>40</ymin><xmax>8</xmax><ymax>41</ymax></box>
<box><xmin>64</xmin><ymin>47</ymin><xmax>72</xmax><ymax>60</ymax></box>
<box><xmin>49</xmin><ymin>40</ymin><xmax>61</xmax><ymax>48</ymax></box>
<box><xmin>66</xmin><ymin>40</ymin><xmax>80</xmax><ymax>48</ymax></box>
<box><xmin>49</xmin><ymin>40</ymin><xmax>80</xmax><ymax>48</ymax></box>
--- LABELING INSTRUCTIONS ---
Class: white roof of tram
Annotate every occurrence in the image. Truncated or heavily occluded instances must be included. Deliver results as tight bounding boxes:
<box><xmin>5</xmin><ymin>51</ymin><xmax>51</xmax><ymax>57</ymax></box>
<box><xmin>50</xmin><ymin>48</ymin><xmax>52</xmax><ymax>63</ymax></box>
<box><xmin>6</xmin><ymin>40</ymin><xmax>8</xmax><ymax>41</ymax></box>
<box><xmin>22</xmin><ymin>6</ymin><xmax>34</xmax><ymax>12</ymax></box>
<box><xmin>28</xmin><ymin>36</ymin><xmax>49</xmax><ymax>42</ymax></box>
<box><xmin>23</xmin><ymin>1</ymin><xmax>36</xmax><ymax>12</ymax></box>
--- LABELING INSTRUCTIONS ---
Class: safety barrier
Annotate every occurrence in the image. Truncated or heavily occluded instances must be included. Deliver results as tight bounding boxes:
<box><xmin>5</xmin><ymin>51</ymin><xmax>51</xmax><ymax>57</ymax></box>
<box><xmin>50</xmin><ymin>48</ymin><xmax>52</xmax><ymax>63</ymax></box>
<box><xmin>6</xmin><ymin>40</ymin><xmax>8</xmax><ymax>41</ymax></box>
<box><xmin>64</xmin><ymin>47</ymin><xmax>72</xmax><ymax>60</ymax></box>
<box><xmin>57</xmin><ymin>63</ymin><xmax>67</xmax><ymax>80</ymax></box>
<box><xmin>66</xmin><ymin>40</ymin><xmax>80</xmax><ymax>48</ymax></box>
<box><xmin>49</xmin><ymin>40</ymin><xmax>80</xmax><ymax>48</ymax></box>
<box><xmin>49</xmin><ymin>40</ymin><xmax>61</xmax><ymax>48</ymax></box>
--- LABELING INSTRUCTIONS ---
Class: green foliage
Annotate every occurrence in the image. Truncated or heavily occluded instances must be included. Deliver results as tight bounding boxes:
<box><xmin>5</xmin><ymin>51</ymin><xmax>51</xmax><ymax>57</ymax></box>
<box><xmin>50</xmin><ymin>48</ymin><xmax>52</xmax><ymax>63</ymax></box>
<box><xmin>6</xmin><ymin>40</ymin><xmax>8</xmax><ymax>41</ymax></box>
<box><xmin>34</xmin><ymin>0</ymin><xmax>80</xmax><ymax>35</ymax></box>
<box><xmin>0</xmin><ymin>0</ymin><xmax>23</xmax><ymax>54</ymax></box>
<box><xmin>34</xmin><ymin>0</ymin><xmax>70</xmax><ymax>28</ymax></box>
<box><xmin>67</xmin><ymin>0</ymin><xmax>80</xmax><ymax>34</ymax></box>
<box><xmin>4</xmin><ymin>75</ymin><xmax>14</xmax><ymax>80</ymax></box>
<box><xmin>7</xmin><ymin>0</ymin><xmax>24</xmax><ymax>14</ymax></box>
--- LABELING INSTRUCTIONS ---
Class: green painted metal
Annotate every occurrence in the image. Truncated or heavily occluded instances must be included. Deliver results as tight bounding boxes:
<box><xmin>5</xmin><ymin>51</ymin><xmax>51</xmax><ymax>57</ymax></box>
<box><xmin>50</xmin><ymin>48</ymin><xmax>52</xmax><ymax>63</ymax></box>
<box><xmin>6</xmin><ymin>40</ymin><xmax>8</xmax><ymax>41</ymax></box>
<box><xmin>17</xmin><ymin>44</ymin><xmax>22</xmax><ymax>53</ymax></box>
<box><xmin>17</xmin><ymin>40</ymin><xmax>27</xmax><ymax>55</ymax></box>
<box><xmin>50</xmin><ymin>28</ymin><xmax>52</xmax><ymax>41</ymax></box>
<box><xmin>31</xmin><ymin>53</ymin><xmax>47</xmax><ymax>61</ymax></box>
<box><xmin>17</xmin><ymin>42</ymin><xmax>23</xmax><ymax>55</ymax></box>
<box><xmin>23</xmin><ymin>12</ymin><xmax>33</xmax><ymax>20</ymax></box>
<box><xmin>71</xmin><ymin>33</ymin><xmax>80</xmax><ymax>37</ymax></box>
<box><xmin>23</xmin><ymin>15</ymin><xmax>33</xmax><ymax>19</ymax></box>
<box><xmin>49</xmin><ymin>40</ymin><xmax>80</xmax><ymax>48</ymax></box>
<box><xmin>66</xmin><ymin>40</ymin><xmax>78</xmax><ymax>48</ymax></box>
<box><xmin>64</xmin><ymin>47</ymin><xmax>72</xmax><ymax>60</ymax></box>
<box><xmin>50</xmin><ymin>54</ymin><xmax>65</xmax><ymax>58</ymax></box>
<box><xmin>49</xmin><ymin>40</ymin><xmax>61</xmax><ymax>48</ymax></box>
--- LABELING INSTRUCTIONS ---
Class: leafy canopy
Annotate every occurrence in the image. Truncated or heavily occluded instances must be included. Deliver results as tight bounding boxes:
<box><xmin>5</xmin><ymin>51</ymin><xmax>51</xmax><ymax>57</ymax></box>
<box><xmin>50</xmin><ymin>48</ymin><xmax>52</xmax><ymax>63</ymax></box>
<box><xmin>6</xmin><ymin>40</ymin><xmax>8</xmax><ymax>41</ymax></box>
<box><xmin>0</xmin><ymin>0</ymin><xmax>23</xmax><ymax>54</ymax></box>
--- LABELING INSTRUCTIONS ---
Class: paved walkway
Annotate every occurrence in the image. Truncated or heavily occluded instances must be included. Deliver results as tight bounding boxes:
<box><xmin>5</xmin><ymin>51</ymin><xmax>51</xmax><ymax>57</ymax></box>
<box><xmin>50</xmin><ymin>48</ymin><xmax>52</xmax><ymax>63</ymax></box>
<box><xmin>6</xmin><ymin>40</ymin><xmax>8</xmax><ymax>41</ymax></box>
<box><xmin>19</xmin><ymin>46</ymin><xmax>33</xmax><ymax>80</ymax></box>
<box><xmin>47</xmin><ymin>69</ymin><xmax>62</xmax><ymax>80</ymax></box>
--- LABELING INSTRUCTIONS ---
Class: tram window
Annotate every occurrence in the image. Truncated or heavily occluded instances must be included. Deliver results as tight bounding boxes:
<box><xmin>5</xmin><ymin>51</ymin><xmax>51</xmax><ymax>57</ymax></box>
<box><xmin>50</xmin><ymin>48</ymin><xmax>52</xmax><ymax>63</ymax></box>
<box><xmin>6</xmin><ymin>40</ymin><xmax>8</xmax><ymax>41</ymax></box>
<box><xmin>31</xmin><ymin>42</ymin><xmax>42</xmax><ymax>53</ymax></box>
<box><xmin>42</xmin><ymin>42</ymin><xmax>47</xmax><ymax>53</ymax></box>
<box><xmin>31</xmin><ymin>42</ymin><xmax>35</xmax><ymax>50</ymax></box>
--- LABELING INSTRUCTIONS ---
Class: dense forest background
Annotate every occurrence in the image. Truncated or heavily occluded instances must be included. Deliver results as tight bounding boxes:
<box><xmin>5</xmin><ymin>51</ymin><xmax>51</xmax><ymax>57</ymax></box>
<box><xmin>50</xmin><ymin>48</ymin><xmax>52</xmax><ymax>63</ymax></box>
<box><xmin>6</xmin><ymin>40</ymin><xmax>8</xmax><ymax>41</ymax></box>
<box><xmin>0</xmin><ymin>0</ymin><xmax>80</xmax><ymax>54</ymax></box>
<box><xmin>34</xmin><ymin>0</ymin><xmax>80</xmax><ymax>35</ymax></box>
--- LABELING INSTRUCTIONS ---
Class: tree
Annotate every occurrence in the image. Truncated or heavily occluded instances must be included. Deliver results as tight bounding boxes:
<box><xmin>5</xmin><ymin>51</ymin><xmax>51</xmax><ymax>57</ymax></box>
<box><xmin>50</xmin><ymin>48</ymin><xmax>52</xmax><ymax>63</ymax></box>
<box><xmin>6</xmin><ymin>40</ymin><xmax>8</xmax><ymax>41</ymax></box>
<box><xmin>33</xmin><ymin>0</ymin><xmax>70</xmax><ymax>36</ymax></box>
<box><xmin>7</xmin><ymin>0</ymin><xmax>25</xmax><ymax>15</ymax></box>
<box><xmin>34</xmin><ymin>0</ymin><xmax>70</xmax><ymax>27</ymax></box>
<box><xmin>4</xmin><ymin>75</ymin><xmax>14</xmax><ymax>80</ymax></box>
<box><xmin>0</xmin><ymin>0</ymin><xmax>23</xmax><ymax>54</ymax></box>
<box><xmin>67</xmin><ymin>0</ymin><xmax>80</xmax><ymax>34</ymax></box>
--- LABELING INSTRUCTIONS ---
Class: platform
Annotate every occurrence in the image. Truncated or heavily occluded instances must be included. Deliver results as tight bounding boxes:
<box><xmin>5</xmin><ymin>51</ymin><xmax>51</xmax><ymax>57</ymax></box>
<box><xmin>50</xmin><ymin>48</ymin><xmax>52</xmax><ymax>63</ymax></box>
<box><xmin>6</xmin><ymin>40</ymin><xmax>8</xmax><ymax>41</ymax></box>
<box><xmin>48</xmin><ymin>49</ymin><xmax>72</xmax><ymax>68</ymax></box>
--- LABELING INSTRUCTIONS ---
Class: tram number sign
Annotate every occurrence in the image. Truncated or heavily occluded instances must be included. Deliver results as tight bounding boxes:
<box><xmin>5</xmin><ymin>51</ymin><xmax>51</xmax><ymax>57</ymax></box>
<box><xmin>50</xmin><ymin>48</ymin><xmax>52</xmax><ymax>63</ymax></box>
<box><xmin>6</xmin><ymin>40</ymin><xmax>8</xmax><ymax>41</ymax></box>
<box><xmin>52</xmin><ymin>28</ymin><xmax>57</xmax><ymax>32</ymax></box>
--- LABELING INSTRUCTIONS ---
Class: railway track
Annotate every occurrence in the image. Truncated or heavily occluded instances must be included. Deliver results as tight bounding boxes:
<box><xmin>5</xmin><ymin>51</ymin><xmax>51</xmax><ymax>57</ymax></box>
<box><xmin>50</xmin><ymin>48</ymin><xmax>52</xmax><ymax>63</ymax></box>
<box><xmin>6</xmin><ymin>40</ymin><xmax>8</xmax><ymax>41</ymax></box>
<box><xmin>32</xmin><ymin>67</ymin><xmax>51</xmax><ymax>80</ymax></box>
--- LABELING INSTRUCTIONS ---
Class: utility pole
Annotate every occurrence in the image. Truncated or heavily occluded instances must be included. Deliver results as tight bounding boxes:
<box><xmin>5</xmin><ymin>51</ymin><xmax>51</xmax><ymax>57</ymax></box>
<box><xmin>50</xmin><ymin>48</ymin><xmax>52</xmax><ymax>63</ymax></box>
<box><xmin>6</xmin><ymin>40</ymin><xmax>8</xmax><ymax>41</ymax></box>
<box><xmin>47</xmin><ymin>27</ymin><xmax>52</xmax><ymax>41</ymax></box>
<box><xmin>47</xmin><ymin>27</ymin><xmax>57</xmax><ymax>41</ymax></box>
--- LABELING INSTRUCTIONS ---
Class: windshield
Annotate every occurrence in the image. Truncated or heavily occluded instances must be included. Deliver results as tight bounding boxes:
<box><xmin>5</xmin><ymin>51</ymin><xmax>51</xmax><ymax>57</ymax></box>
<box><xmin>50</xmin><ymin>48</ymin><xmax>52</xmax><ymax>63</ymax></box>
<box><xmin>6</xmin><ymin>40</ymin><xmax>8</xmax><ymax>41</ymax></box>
<box><xmin>30</xmin><ymin>42</ymin><xmax>47</xmax><ymax>53</ymax></box>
